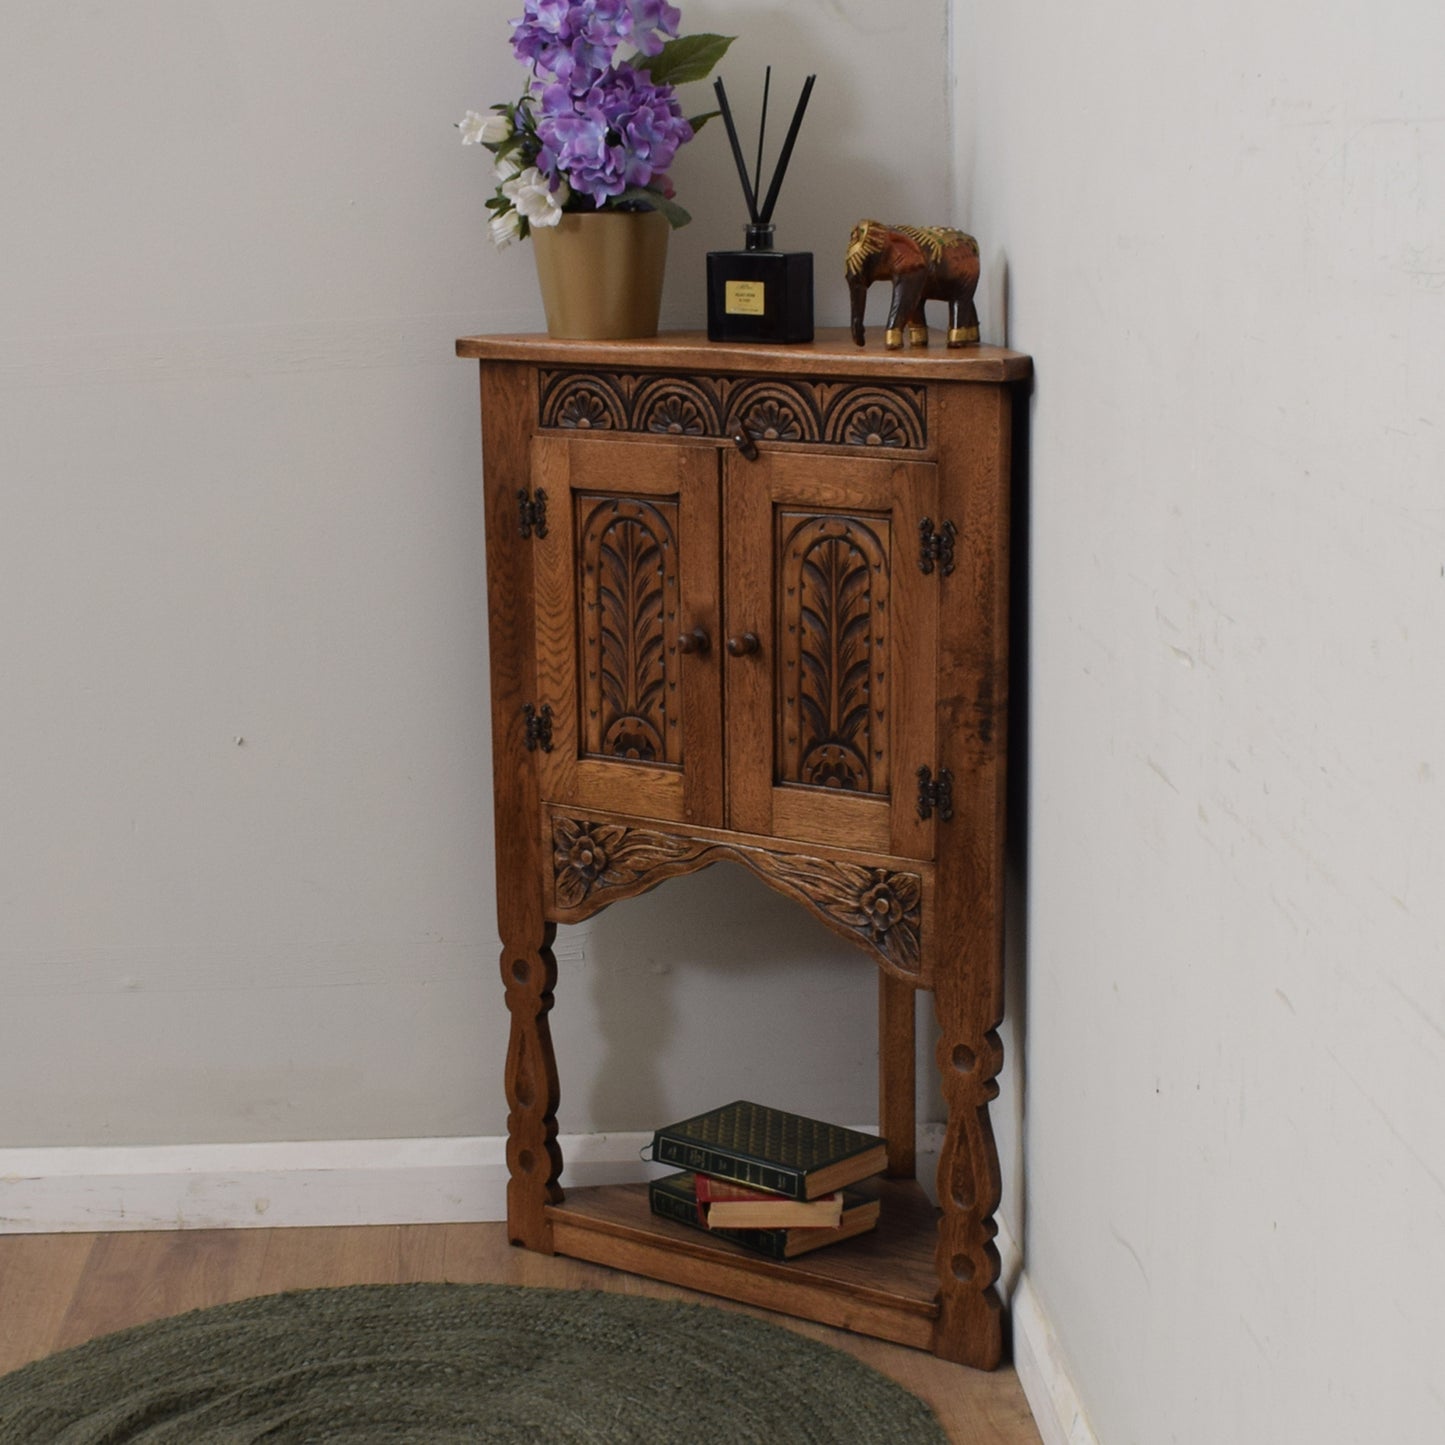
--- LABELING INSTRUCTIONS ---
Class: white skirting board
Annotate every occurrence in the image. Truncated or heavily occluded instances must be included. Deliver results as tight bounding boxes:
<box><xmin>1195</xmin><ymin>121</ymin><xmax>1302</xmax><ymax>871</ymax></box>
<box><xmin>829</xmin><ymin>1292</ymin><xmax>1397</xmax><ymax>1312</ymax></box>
<box><xmin>0</xmin><ymin>1133</ymin><xmax>660</xmax><ymax>1234</ymax></box>
<box><xmin>1007</xmin><ymin>1263</ymin><xmax>1101</xmax><ymax>1445</ymax></box>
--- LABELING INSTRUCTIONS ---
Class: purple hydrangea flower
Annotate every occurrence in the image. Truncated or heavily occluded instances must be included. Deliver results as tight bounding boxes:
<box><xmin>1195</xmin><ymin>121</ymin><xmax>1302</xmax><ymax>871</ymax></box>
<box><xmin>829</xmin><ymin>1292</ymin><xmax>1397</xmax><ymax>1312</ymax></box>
<box><xmin>534</xmin><ymin>63</ymin><xmax>692</xmax><ymax>206</ymax></box>
<box><xmin>511</xmin><ymin>0</ymin><xmax>680</xmax><ymax>94</ymax></box>
<box><xmin>624</xmin><ymin>0</ymin><xmax>682</xmax><ymax>55</ymax></box>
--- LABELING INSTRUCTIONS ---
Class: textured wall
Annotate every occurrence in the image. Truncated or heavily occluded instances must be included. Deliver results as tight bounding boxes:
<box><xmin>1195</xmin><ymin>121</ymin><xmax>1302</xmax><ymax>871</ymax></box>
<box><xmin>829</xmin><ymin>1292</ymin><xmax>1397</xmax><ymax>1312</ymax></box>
<box><xmin>956</xmin><ymin>2</ymin><xmax>1445</xmax><ymax>1440</ymax></box>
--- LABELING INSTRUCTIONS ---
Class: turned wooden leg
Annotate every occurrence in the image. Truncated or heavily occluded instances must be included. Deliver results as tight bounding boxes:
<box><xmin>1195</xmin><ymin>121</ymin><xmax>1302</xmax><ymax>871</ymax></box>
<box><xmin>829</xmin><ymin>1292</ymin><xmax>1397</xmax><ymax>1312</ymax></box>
<box><xmin>878</xmin><ymin>971</ymin><xmax>917</xmax><ymax>1178</ymax></box>
<box><xmin>930</xmin><ymin>975</ymin><xmax>1004</xmax><ymax>1368</ymax></box>
<box><xmin>500</xmin><ymin>921</ymin><xmax>563</xmax><ymax>1250</ymax></box>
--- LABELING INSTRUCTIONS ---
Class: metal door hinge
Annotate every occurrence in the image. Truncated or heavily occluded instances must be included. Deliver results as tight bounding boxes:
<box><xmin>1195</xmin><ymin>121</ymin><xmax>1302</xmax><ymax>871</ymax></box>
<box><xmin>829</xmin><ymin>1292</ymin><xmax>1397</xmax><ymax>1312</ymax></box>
<box><xmin>918</xmin><ymin>518</ymin><xmax>957</xmax><ymax>576</ymax></box>
<box><xmin>522</xmin><ymin>702</ymin><xmax>554</xmax><ymax>753</ymax></box>
<box><xmin>916</xmin><ymin>765</ymin><xmax>953</xmax><ymax>822</ymax></box>
<box><xmin>518</xmin><ymin>487</ymin><xmax>549</xmax><ymax>539</ymax></box>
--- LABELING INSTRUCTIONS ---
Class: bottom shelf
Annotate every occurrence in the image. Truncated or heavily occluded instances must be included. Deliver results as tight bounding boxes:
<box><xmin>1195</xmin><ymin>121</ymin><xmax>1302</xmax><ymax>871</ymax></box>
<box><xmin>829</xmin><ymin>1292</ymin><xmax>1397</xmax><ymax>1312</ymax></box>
<box><xmin>544</xmin><ymin>1176</ymin><xmax>942</xmax><ymax>1352</ymax></box>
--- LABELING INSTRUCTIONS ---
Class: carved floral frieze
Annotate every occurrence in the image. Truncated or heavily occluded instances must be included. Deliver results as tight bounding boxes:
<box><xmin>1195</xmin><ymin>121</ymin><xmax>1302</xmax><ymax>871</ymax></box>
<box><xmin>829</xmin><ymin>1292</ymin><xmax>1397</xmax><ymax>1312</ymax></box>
<box><xmin>551</xmin><ymin>816</ymin><xmax>923</xmax><ymax>975</ymax></box>
<box><xmin>540</xmin><ymin>370</ymin><xmax>926</xmax><ymax>450</ymax></box>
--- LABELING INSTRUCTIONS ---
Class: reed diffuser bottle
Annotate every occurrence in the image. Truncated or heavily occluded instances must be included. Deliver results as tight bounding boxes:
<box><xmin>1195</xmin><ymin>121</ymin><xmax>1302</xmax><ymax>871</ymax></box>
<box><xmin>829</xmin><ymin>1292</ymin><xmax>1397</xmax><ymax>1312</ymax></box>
<box><xmin>706</xmin><ymin>70</ymin><xmax>816</xmax><ymax>344</ymax></box>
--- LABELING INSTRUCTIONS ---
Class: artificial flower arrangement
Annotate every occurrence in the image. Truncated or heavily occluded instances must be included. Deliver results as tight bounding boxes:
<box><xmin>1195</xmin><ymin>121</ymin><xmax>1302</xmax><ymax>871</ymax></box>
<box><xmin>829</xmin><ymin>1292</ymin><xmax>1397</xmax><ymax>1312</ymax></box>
<box><xmin>459</xmin><ymin>1</ymin><xmax>733</xmax><ymax>249</ymax></box>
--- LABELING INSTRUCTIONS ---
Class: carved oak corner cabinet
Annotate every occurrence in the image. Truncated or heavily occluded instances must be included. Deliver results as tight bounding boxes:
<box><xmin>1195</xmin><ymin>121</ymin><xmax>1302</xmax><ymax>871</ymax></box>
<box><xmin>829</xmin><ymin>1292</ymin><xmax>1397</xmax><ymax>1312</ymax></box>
<box><xmin>455</xmin><ymin>329</ymin><xmax>1030</xmax><ymax>1369</ymax></box>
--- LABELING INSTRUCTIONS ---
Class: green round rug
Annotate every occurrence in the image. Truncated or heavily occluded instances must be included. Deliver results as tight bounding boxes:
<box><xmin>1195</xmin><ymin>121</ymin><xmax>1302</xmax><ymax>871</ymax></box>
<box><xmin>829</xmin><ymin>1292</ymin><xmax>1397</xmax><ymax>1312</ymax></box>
<box><xmin>0</xmin><ymin>1282</ymin><xmax>948</xmax><ymax>1443</ymax></box>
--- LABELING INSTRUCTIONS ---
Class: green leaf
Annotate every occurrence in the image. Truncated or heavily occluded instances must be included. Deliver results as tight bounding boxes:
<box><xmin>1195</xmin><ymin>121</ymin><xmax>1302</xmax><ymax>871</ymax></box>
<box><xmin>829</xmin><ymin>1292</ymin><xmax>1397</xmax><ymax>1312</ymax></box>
<box><xmin>637</xmin><ymin>33</ymin><xmax>734</xmax><ymax>86</ymax></box>
<box><xmin>687</xmin><ymin>109</ymin><xmax>720</xmax><ymax>133</ymax></box>
<box><xmin>612</xmin><ymin>186</ymin><xmax>693</xmax><ymax>229</ymax></box>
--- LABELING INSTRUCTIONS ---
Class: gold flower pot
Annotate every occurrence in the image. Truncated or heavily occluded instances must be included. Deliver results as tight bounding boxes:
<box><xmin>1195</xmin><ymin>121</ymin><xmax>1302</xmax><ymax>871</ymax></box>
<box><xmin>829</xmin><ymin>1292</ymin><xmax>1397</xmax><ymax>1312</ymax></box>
<box><xmin>531</xmin><ymin>210</ymin><xmax>670</xmax><ymax>340</ymax></box>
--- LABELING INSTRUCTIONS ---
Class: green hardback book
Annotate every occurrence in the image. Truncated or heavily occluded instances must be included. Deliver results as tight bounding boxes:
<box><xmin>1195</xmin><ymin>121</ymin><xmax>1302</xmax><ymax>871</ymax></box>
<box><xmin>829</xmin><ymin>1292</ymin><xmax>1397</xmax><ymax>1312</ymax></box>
<box><xmin>648</xmin><ymin>1172</ymin><xmax>879</xmax><ymax>1259</ymax></box>
<box><xmin>649</xmin><ymin>1100</ymin><xmax>887</xmax><ymax>1200</ymax></box>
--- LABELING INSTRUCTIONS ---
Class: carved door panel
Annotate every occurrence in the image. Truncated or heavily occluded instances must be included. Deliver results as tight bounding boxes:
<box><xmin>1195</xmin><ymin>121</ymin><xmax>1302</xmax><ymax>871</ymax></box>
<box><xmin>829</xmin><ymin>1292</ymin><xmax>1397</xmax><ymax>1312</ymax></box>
<box><xmin>531</xmin><ymin>436</ymin><xmax>724</xmax><ymax>828</ymax></box>
<box><xmin>723</xmin><ymin>450</ymin><xmax>939</xmax><ymax>860</ymax></box>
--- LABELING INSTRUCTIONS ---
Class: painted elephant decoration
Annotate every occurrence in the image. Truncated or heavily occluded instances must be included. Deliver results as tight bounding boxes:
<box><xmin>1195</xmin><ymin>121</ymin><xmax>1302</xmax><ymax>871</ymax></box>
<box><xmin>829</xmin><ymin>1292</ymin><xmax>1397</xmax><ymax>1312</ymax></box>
<box><xmin>845</xmin><ymin>220</ymin><xmax>981</xmax><ymax>349</ymax></box>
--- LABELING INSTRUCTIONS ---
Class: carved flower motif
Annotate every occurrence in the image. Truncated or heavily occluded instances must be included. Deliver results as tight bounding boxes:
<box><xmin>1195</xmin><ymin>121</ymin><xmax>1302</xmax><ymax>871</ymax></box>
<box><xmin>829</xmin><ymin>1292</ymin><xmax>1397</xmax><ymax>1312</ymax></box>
<box><xmin>562</xmin><ymin>826</ymin><xmax>607</xmax><ymax>880</ymax></box>
<box><xmin>560</xmin><ymin>389</ymin><xmax>614</xmax><ymax>429</ymax></box>
<box><xmin>647</xmin><ymin>393</ymin><xmax>707</xmax><ymax>435</ymax></box>
<box><xmin>740</xmin><ymin>400</ymin><xmax>802</xmax><ymax>442</ymax></box>
<box><xmin>858</xmin><ymin>875</ymin><xmax>907</xmax><ymax>934</ymax></box>
<box><xmin>840</xmin><ymin>869</ymin><xmax>922</xmax><ymax>965</ymax></box>
<box><xmin>553</xmin><ymin>818</ymin><xmax>627</xmax><ymax>907</ymax></box>
<box><xmin>551</xmin><ymin>817</ymin><xmax>698</xmax><ymax>911</ymax></box>
<box><xmin>846</xmin><ymin>404</ymin><xmax>905</xmax><ymax>448</ymax></box>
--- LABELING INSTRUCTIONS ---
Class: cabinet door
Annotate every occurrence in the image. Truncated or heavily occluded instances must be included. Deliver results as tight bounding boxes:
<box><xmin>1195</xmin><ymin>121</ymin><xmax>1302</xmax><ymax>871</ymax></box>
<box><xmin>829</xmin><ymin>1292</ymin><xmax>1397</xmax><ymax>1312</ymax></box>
<box><xmin>724</xmin><ymin>450</ymin><xmax>939</xmax><ymax>859</ymax></box>
<box><xmin>530</xmin><ymin>436</ymin><xmax>724</xmax><ymax>828</ymax></box>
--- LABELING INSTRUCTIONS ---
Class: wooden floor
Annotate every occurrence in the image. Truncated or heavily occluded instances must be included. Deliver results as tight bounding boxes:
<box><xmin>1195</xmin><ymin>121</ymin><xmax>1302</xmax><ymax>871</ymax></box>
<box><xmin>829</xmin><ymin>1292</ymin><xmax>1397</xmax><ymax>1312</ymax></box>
<box><xmin>0</xmin><ymin>1224</ymin><xmax>1041</xmax><ymax>1445</ymax></box>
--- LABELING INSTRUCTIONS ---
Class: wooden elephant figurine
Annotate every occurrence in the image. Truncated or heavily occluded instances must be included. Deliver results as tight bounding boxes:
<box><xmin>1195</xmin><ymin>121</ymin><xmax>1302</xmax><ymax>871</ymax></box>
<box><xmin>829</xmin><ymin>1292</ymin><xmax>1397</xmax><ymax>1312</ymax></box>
<box><xmin>845</xmin><ymin>219</ymin><xmax>981</xmax><ymax>349</ymax></box>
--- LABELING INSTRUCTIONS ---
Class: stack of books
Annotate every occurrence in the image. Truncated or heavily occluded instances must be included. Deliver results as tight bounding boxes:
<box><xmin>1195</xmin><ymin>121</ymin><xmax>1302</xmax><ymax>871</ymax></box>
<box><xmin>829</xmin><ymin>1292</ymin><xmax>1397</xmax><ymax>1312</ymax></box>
<box><xmin>647</xmin><ymin>1100</ymin><xmax>887</xmax><ymax>1259</ymax></box>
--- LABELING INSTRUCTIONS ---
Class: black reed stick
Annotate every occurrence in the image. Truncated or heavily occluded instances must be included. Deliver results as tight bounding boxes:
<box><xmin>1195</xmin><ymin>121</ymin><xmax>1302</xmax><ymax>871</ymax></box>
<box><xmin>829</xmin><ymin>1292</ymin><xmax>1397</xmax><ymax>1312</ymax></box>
<box><xmin>713</xmin><ymin>76</ymin><xmax>759</xmax><ymax>224</ymax></box>
<box><xmin>753</xmin><ymin>66</ymin><xmax>771</xmax><ymax>210</ymax></box>
<box><xmin>757</xmin><ymin>74</ymin><xmax>815</xmax><ymax>225</ymax></box>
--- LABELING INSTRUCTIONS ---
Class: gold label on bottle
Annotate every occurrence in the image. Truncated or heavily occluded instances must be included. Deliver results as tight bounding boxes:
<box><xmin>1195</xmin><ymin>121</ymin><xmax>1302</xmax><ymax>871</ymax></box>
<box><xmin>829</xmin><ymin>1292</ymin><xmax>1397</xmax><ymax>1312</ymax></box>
<box><xmin>725</xmin><ymin>281</ymin><xmax>766</xmax><ymax>315</ymax></box>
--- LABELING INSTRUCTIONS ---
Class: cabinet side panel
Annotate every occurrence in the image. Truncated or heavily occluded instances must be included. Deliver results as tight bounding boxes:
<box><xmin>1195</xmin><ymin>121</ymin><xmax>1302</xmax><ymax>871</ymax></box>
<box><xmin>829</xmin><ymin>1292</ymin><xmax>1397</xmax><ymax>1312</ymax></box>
<box><xmin>936</xmin><ymin>383</ymin><xmax>1012</xmax><ymax>796</ymax></box>
<box><xmin>884</xmin><ymin>459</ymin><xmax>941</xmax><ymax>862</ymax></box>
<box><xmin>933</xmin><ymin>382</ymin><xmax>1011</xmax><ymax>1018</ymax></box>
<box><xmin>481</xmin><ymin>363</ymin><xmax>548</xmax><ymax>919</ymax></box>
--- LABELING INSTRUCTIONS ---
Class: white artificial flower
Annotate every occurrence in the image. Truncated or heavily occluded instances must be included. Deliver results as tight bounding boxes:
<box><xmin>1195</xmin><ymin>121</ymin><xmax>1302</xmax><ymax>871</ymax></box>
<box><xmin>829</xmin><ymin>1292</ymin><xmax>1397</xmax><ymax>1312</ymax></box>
<box><xmin>460</xmin><ymin>110</ymin><xmax>511</xmax><ymax>146</ymax></box>
<box><xmin>502</xmin><ymin>167</ymin><xmax>569</xmax><ymax>229</ymax></box>
<box><xmin>488</xmin><ymin>208</ymin><xmax>523</xmax><ymax>250</ymax></box>
<box><xmin>493</xmin><ymin>152</ymin><xmax>522</xmax><ymax>183</ymax></box>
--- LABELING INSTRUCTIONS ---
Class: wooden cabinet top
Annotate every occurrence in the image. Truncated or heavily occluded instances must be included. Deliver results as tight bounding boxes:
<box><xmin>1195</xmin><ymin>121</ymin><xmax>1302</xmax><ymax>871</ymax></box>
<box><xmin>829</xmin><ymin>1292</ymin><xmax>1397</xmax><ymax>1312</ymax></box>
<box><xmin>455</xmin><ymin>328</ymin><xmax>1031</xmax><ymax>383</ymax></box>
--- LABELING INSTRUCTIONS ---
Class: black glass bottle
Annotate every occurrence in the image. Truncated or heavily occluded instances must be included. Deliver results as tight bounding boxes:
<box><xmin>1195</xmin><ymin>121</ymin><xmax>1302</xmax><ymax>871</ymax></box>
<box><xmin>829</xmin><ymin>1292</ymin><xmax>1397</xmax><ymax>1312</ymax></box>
<box><xmin>706</xmin><ymin>223</ymin><xmax>814</xmax><ymax>344</ymax></box>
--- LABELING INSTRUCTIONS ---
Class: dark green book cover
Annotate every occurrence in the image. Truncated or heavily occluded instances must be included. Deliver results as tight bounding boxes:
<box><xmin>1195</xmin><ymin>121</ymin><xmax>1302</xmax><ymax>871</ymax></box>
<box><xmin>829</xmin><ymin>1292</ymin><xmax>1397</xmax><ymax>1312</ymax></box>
<box><xmin>647</xmin><ymin>1172</ymin><xmax>878</xmax><ymax>1259</ymax></box>
<box><xmin>649</xmin><ymin>1100</ymin><xmax>887</xmax><ymax>1200</ymax></box>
